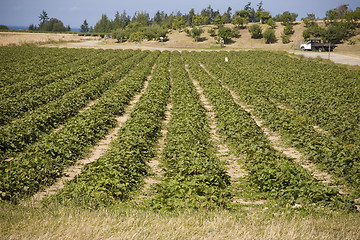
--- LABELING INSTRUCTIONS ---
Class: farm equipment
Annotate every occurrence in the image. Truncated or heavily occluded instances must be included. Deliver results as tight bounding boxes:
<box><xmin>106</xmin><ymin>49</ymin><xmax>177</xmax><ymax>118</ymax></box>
<box><xmin>300</xmin><ymin>39</ymin><xmax>336</xmax><ymax>52</ymax></box>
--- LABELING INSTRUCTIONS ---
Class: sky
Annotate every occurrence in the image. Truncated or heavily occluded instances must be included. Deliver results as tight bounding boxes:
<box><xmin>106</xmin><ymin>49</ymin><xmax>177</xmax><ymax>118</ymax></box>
<box><xmin>1</xmin><ymin>0</ymin><xmax>359</xmax><ymax>28</ymax></box>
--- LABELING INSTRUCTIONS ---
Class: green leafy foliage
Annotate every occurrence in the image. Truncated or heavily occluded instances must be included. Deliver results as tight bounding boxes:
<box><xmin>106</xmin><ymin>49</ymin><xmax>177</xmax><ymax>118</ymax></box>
<box><xmin>199</xmin><ymin>51</ymin><xmax>360</xmax><ymax>200</ymax></box>
<box><xmin>248</xmin><ymin>24</ymin><xmax>262</xmax><ymax>39</ymax></box>
<box><xmin>150</xmin><ymin>52</ymin><xmax>230</xmax><ymax>210</ymax></box>
<box><xmin>263</xmin><ymin>28</ymin><xmax>276</xmax><ymax>43</ymax></box>
<box><xmin>50</xmin><ymin>51</ymin><xmax>170</xmax><ymax>207</ymax></box>
<box><xmin>0</xmin><ymin>50</ymin><xmax>145</xmax><ymax>161</ymax></box>
<box><xmin>0</xmin><ymin>50</ymin><xmax>160</xmax><ymax>203</ymax></box>
<box><xmin>183</xmin><ymin>53</ymin><xmax>354</xmax><ymax>211</ymax></box>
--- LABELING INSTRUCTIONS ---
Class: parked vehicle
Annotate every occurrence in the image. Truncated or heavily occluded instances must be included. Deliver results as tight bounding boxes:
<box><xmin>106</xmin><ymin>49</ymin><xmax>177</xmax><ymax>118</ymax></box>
<box><xmin>300</xmin><ymin>39</ymin><xmax>336</xmax><ymax>52</ymax></box>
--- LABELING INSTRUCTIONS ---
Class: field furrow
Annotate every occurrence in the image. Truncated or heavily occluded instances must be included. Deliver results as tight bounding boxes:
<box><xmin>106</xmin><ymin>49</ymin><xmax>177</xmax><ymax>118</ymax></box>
<box><xmin>149</xmin><ymin>51</ymin><xmax>230</xmax><ymax>210</ymax></box>
<box><xmin>0</xmin><ymin>50</ymin><xmax>146</xmax><ymax>161</ymax></box>
<box><xmin>47</xmin><ymin>51</ymin><xmax>170</xmax><ymax>207</ymax></box>
<box><xmin>0</xmin><ymin>51</ymin><xmax>160</xmax><ymax>203</ymax></box>
<box><xmin>183</xmin><ymin>51</ymin><xmax>356</xmax><ymax>211</ymax></box>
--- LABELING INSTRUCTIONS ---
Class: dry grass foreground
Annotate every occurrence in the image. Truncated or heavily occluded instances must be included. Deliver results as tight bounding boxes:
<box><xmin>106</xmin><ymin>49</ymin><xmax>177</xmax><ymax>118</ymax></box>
<box><xmin>1</xmin><ymin>203</ymin><xmax>360</xmax><ymax>240</ymax></box>
<box><xmin>0</xmin><ymin>32</ymin><xmax>98</xmax><ymax>46</ymax></box>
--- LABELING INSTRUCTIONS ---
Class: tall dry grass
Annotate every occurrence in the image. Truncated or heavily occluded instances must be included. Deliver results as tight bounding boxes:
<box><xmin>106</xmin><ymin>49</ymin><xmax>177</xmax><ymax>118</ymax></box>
<box><xmin>1</xmin><ymin>202</ymin><xmax>359</xmax><ymax>240</ymax></box>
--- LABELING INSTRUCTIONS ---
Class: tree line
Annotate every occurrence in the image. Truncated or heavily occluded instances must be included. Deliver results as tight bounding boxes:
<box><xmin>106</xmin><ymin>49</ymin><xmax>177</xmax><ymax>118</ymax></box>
<box><xmin>28</xmin><ymin>10</ymin><xmax>71</xmax><ymax>32</ymax></box>
<box><xmin>81</xmin><ymin>2</ymin><xmax>359</xmax><ymax>44</ymax></box>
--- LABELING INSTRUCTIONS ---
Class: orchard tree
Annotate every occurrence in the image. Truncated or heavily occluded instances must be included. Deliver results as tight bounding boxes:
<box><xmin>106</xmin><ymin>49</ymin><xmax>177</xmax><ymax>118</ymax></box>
<box><xmin>248</xmin><ymin>24</ymin><xmax>262</xmax><ymax>38</ymax></box>
<box><xmin>191</xmin><ymin>27</ymin><xmax>204</xmax><ymax>41</ymax></box>
<box><xmin>302</xmin><ymin>13</ymin><xmax>316</xmax><ymax>27</ymax></box>
<box><xmin>232</xmin><ymin>16</ymin><xmax>248</xmax><ymax>28</ymax></box>
<box><xmin>263</xmin><ymin>28</ymin><xmax>276</xmax><ymax>43</ymax></box>
<box><xmin>194</xmin><ymin>14</ymin><xmax>208</xmax><ymax>26</ymax></box>
<box><xmin>278</xmin><ymin>11</ymin><xmax>298</xmax><ymax>25</ymax></box>
<box><xmin>218</xmin><ymin>27</ymin><xmax>233</xmax><ymax>43</ymax></box>
<box><xmin>213</xmin><ymin>14</ymin><xmax>225</xmax><ymax>27</ymax></box>
<box><xmin>172</xmin><ymin>16</ymin><xmax>186</xmax><ymax>30</ymax></box>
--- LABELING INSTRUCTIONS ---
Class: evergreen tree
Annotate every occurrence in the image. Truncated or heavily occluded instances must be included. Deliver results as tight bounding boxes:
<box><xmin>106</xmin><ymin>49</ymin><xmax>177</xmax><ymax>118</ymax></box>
<box><xmin>112</xmin><ymin>12</ymin><xmax>121</xmax><ymax>29</ymax></box>
<box><xmin>39</xmin><ymin>10</ymin><xmax>49</xmax><ymax>25</ymax></box>
<box><xmin>186</xmin><ymin>8</ymin><xmax>195</xmax><ymax>26</ymax></box>
<box><xmin>94</xmin><ymin>14</ymin><xmax>112</xmax><ymax>32</ymax></box>
<box><xmin>119</xmin><ymin>10</ymin><xmax>130</xmax><ymax>28</ymax></box>
<box><xmin>80</xmin><ymin>19</ymin><xmax>89</xmax><ymax>33</ymax></box>
<box><xmin>132</xmin><ymin>11</ymin><xmax>150</xmax><ymax>26</ymax></box>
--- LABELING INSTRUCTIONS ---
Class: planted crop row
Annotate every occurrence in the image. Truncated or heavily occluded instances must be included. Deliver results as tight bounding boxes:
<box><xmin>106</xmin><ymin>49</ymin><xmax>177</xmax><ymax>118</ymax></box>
<box><xmin>0</xmin><ymin>51</ymin><xmax>160</xmax><ymax>203</ymax></box>
<box><xmin>227</xmin><ymin>51</ymin><xmax>360</xmax><ymax>146</ymax></box>
<box><xmin>0</xmin><ymin>50</ymin><xmax>123</xmax><ymax>125</ymax></box>
<box><xmin>0</xmin><ymin>50</ymin><xmax>144</xmax><ymax>161</ymax></box>
<box><xmin>183</xmin><ymin>52</ymin><xmax>356</xmax><ymax>211</ymax></box>
<box><xmin>51</xmin><ymin>51</ymin><xmax>171</xmax><ymax>208</ymax></box>
<box><xmin>200</xmin><ymin>51</ymin><xmax>360</xmax><ymax>197</ymax></box>
<box><xmin>0</xmin><ymin>46</ymin><xmax>87</xmax><ymax>87</ymax></box>
<box><xmin>0</xmin><ymin>49</ymin><xmax>104</xmax><ymax>100</ymax></box>
<box><xmin>150</xmin><ymin>51</ymin><xmax>230</xmax><ymax>210</ymax></box>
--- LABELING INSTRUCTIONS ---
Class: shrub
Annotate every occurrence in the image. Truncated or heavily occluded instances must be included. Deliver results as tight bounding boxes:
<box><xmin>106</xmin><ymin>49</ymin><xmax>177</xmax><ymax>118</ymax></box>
<box><xmin>263</xmin><ymin>28</ymin><xmax>276</xmax><ymax>43</ymax></box>
<box><xmin>284</xmin><ymin>24</ymin><xmax>294</xmax><ymax>35</ymax></box>
<box><xmin>208</xmin><ymin>28</ymin><xmax>216</xmax><ymax>36</ymax></box>
<box><xmin>112</xmin><ymin>29</ymin><xmax>127</xmax><ymax>42</ymax></box>
<box><xmin>281</xmin><ymin>34</ymin><xmax>291</xmax><ymax>44</ymax></box>
<box><xmin>218</xmin><ymin>27</ymin><xmax>233</xmax><ymax>42</ymax></box>
<box><xmin>248</xmin><ymin>24</ymin><xmax>262</xmax><ymax>39</ymax></box>
<box><xmin>0</xmin><ymin>25</ymin><xmax>9</xmax><ymax>31</ymax></box>
<box><xmin>322</xmin><ymin>24</ymin><xmax>347</xmax><ymax>43</ymax></box>
<box><xmin>302</xmin><ymin>24</ymin><xmax>325</xmax><ymax>40</ymax></box>
<box><xmin>129</xmin><ymin>31</ymin><xmax>144</xmax><ymax>42</ymax></box>
<box><xmin>191</xmin><ymin>27</ymin><xmax>204</xmax><ymax>42</ymax></box>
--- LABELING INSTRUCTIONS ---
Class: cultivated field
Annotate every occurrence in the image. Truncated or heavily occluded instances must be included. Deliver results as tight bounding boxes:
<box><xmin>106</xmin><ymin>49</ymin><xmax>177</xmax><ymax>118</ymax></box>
<box><xmin>1</xmin><ymin>46</ymin><xmax>360</xmax><ymax>239</ymax></box>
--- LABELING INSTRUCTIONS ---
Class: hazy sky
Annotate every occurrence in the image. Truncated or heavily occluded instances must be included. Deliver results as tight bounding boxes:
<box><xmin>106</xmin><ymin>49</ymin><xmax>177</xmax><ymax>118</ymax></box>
<box><xmin>1</xmin><ymin>0</ymin><xmax>359</xmax><ymax>28</ymax></box>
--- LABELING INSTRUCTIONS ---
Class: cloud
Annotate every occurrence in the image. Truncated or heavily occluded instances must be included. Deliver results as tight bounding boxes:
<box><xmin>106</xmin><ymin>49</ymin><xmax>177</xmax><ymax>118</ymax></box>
<box><xmin>70</xmin><ymin>6</ymin><xmax>80</xmax><ymax>12</ymax></box>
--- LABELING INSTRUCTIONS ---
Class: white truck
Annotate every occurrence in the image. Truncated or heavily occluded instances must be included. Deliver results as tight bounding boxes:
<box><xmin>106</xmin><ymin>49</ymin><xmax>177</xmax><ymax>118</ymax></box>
<box><xmin>300</xmin><ymin>39</ymin><xmax>336</xmax><ymax>52</ymax></box>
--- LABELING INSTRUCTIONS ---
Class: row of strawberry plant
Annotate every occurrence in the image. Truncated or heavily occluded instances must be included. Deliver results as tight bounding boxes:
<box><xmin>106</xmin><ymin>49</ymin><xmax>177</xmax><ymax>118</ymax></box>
<box><xmin>223</xmin><ymin>51</ymin><xmax>360</xmax><ymax>194</ymax></box>
<box><xmin>226</xmin><ymin>51</ymin><xmax>360</xmax><ymax>146</ymax></box>
<box><xmin>0</xmin><ymin>50</ymin><xmax>144</xmax><ymax>162</ymax></box>
<box><xmin>0</xmin><ymin>50</ymin><xmax>123</xmax><ymax>125</ymax></box>
<box><xmin>149</xmin><ymin>51</ymin><xmax>230</xmax><ymax>210</ymax></box>
<box><xmin>200</xmin><ymin>51</ymin><xmax>360</xmax><ymax>197</ymax></box>
<box><xmin>183</xmin><ymin>51</ymin><xmax>356</xmax><ymax>211</ymax></box>
<box><xmin>0</xmin><ymin>51</ymin><xmax>160</xmax><ymax>203</ymax></box>
<box><xmin>49</xmin><ymin>51</ymin><xmax>171</xmax><ymax>208</ymax></box>
<box><xmin>0</xmin><ymin>49</ymin><xmax>105</xmax><ymax>100</ymax></box>
<box><xmin>0</xmin><ymin>46</ymin><xmax>88</xmax><ymax>87</ymax></box>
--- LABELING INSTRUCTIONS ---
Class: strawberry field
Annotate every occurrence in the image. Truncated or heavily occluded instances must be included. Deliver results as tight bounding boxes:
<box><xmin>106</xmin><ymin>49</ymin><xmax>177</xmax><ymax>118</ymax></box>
<box><xmin>0</xmin><ymin>46</ymin><xmax>359</xmax><ymax>212</ymax></box>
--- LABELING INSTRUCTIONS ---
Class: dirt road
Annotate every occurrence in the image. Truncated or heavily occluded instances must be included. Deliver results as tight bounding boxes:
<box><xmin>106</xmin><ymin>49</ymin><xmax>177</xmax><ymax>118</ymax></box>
<box><xmin>293</xmin><ymin>51</ymin><xmax>360</xmax><ymax>66</ymax></box>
